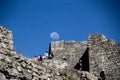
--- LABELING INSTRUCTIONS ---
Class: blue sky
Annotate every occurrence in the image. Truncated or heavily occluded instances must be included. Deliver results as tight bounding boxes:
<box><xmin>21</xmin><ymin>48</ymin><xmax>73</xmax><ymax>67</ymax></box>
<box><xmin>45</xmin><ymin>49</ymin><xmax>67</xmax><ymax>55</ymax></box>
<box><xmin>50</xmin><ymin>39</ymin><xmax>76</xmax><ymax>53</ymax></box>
<box><xmin>0</xmin><ymin>0</ymin><xmax>120</xmax><ymax>58</ymax></box>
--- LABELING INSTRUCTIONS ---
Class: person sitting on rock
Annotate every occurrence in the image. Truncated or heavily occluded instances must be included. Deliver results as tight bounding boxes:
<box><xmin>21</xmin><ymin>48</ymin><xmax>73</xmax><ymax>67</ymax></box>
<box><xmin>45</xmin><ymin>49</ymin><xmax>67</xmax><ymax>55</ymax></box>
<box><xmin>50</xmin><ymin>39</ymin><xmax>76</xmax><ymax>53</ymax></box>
<box><xmin>37</xmin><ymin>55</ymin><xmax>42</xmax><ymax>62</ymax></box>
<box><xmin>44</xmin><ymin>50</ymin><xmax>49</xmax><ymax>59</ymax></box>
<box><xmin>62</xmin><ymin>56</ymin><xmax>66</xmax><ymax>61</ymax></box>
<box><xmin>33</xmin><ymin>56</ymin><xmax>38</xmax><ymax>61</ymax></box>
<box><xmin>100</xmin><ymin>71</ymin><xmax>106</xmax><ymax>80</ymax></box>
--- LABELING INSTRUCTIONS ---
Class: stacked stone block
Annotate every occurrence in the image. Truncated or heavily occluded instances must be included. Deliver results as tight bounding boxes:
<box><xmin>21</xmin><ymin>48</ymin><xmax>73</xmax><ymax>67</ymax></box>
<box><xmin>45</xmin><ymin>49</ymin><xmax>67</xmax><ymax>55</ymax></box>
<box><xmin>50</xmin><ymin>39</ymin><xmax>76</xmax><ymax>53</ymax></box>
<box><xmin>0</xmin><ymin>26</ymin><xmax>13</xmax><ymax>51</ymax></box>
<box><xmin>51</xmin><ymin>34</ymin><xmax>120</xmax><ymax>80</ymax></box>
<box><xmin>0</xmin><ymin>26</ymin><xmax>75</xmax><ymax>80</ymax></box>
<box><xmin>88</xmin><ymin>34</ymin><xmax>120</xmax><ymax>80</ymax></box>
<box><xmin>51</xmin><ymin>40</ymin><xmax>88</xmax><ymax>70</ymax></box>
<box><xmin>0</xmin><ymin>26</ymin><xmax>120</xmax><ymax>80</ymax></box>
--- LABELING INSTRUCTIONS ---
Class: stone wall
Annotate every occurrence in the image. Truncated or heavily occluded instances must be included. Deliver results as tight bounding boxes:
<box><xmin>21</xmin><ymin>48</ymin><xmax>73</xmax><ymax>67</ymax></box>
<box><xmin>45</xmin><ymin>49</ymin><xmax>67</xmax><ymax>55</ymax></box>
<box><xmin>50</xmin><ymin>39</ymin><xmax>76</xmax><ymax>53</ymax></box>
<box><xmin>51</xmin><ymin>34</ymin><xmax>120</xmax><ymax>80</ymax></box>
<box><xmin>0</xmin><ymin>26</ymin><xmax>13</xmax><ymax>50</ymax></box>
<box><xmin>88</xmin><ymin>34</ymin><xmax>120</xmax><ymax>80</ymax></box>
<box><xmin>1</xmin><ymin>26</ymin><xmax>120</xmax><ymax>80</ymax></box>
<box><xmin>0</xmin><ymin>26</ymin><xmax>68</xmax><ymax>80</ymax></box>
<box><xmin>51</xmin><ymin>40</ymin><xmax>88</xmax><ymax>70</ymax></box>
<box><xmin>1</xmin><ymin>26</ymin><xmax>96</xmax><ymax>80</ymax></box>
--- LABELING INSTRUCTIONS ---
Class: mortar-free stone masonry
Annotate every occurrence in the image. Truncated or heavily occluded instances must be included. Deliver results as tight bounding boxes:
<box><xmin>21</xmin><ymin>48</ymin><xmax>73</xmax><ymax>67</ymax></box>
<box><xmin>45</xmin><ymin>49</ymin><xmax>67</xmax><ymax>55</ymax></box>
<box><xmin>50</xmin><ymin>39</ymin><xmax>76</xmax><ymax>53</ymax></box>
<box><xmin>0</xmin><ymin>26</ymin><xmax>120</xmax><ymax>80</ymax></box>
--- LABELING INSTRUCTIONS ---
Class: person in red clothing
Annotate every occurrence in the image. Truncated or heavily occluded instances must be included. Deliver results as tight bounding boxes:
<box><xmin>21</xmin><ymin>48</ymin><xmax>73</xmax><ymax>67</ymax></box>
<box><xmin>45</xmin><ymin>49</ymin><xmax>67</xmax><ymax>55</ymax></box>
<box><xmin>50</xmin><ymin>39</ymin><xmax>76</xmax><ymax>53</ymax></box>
<box><xmin>33</xmin><ymin>56</ymin><xmax>38</xmax><ymax>61</ymax></box>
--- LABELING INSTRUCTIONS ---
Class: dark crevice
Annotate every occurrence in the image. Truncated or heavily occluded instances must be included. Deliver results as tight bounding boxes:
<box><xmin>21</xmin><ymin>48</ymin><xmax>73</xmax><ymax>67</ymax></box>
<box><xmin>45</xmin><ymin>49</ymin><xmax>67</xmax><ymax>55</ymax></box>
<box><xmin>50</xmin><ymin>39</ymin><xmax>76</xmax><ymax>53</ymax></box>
<box><xmin>74</xmin><ymin>48</ymin><xmax>90</xmax><ymax>72</ymax></box>
<box><xmin>81</xmin><ymin>48</ymin><xmax>89</xmax><ymax>71</ymax></box>
<box><xmin>48</xmin><ymin>42</ymin><xmax>54</xmax><ymax>59</ymax></box>
<box><xmin>0</xmin><ymin>70</ymin><xmax>11</xmax><ymax>79</ymax></box>
<box><xmin>74</xmin><ymin>63</ymin><xmax>81</xmax><ymax>70</ymax></box>
<box><xmin>0</xmin><ymin>70</ymin><xmax>17</xmax><ymax>79</ymax></box>
<box><xmin>19</xmin><ymin>76</ymin><xmax>28</xmax><ymax>80</ymax></box>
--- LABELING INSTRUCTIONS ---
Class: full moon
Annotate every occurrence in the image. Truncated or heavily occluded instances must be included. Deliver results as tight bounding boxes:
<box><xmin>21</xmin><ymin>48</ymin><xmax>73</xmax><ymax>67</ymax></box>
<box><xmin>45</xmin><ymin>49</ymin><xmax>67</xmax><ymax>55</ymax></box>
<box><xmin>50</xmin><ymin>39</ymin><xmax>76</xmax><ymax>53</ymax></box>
<box><xmin>50</xmin><ymin>32</ymin><xmax>60</xmax><ymax>40</ymax></box>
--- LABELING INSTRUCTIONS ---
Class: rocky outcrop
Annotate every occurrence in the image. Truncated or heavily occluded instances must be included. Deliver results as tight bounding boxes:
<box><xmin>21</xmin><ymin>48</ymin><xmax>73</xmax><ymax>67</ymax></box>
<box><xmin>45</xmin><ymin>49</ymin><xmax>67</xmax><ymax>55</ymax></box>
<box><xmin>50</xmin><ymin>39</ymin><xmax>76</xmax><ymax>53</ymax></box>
<box><xmin>0</xmin><ymin>26</ymin><xmax>13</xmax><ymax>51</ymax></box>
<box><xmin>1</xmin><ymin>26</ymin><xmax>119</xmax><ymax>80</ymax></box>
<box><xmin>0</xmin><ymin>26</ymin><xmax>65</xmax><ymax>80</ymax></box>
<box><xmin>0</xmin><ymin>46</ymin><xmax>96</xmax><ymax>80</ymax></box>
<box><xmin>0</xmin><ymin>26</ymin><xmax>98</xmax><ymax>80</ymax></box>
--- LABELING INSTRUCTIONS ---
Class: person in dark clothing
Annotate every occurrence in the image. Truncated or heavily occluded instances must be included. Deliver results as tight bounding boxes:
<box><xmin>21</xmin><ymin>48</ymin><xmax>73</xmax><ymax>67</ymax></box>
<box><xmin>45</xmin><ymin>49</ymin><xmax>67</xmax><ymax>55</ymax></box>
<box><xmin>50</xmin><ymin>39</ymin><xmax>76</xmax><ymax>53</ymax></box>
<box><xmin>62</xmin><ymin>56</ymin><xmax>66</xmax><ymax>61</ymax></box>
<box><xmin>100</xmin><ymin>71</ymin><xmax>106</xmax><ymax>80</ymax></box>
<box><xmin>38</xmin><ymin>55</ymin><xmax>42</xmax><ymax>62</ymax></box>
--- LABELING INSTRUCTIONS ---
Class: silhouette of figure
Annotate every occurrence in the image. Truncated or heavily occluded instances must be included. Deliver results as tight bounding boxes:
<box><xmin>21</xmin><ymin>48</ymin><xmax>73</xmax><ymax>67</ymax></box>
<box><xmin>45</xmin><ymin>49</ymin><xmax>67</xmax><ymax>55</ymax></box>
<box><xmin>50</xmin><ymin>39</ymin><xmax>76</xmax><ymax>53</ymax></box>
<box><xmin>44</xmin><ymin>50</ymin><xmax>49</xmax><ymax>59</ymax></box>
<box><xmin>38</xmin><ymin>55</ymin><xmax>42</xmax><ymax>62</ymax></box>
<box><xmin>62</xmin><ymin>56</ymin><xmax>66</xmax><ymax>61</ymax></box>
<box><xmin>100</xmin><ymin>71</ymin><xmax>106</xmax><ymax>80</ymax></box>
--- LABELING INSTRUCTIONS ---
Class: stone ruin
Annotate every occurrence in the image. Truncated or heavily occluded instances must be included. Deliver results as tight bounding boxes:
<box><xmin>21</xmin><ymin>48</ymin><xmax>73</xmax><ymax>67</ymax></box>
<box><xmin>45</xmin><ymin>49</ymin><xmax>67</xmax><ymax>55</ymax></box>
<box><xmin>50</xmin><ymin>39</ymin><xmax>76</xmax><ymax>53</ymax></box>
<box><xmin>0</xmin><ymin>26</ymin><xmax>120</xmax><ymax>80</ymax></box>
<box><xmin>0</xmin><ymin>26</ymin><xmax>13</xmax><ymax>51</ymax></box>
<box><xmin>0</xmin><ymin>26</ymin><xmax>65</xmax><ymax>80</ymax></box>
<box><xmin>50</xmin><ymin>34</ymin><xmax>120</xmax><ymax>80</ymax></box>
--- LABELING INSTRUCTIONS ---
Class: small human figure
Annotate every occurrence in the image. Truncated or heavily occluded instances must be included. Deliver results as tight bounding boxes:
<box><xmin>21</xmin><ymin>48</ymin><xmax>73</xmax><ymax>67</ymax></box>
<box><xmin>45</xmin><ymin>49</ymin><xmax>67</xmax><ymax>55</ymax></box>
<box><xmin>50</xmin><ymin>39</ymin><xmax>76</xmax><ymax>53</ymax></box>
<box><xmin>38</xmin><ymin>55</ymin><xmax>42</xmax><ymax>62</ymax></box>
<box><xmin>100</xmin><ymin>71</ymin><xmax>106</xmax><ymax>80</ymax></box>
<box><xmin>47</xmin><ymin>51</ymin><xmax>54</xmax><ymax>59</ymax></box>
<box><xmin>80</xmin><ymin>73</ymin><xmax>83</xmax><ymax>78</ymax></box>
<box><xmin>62</xmin><ymin>56</ymin><xmax>66</xmax><ymax>61</ymax></box>
<box><xmin>44</xmin><ymin>50</ymin><xmax>49</xmax><ymax>59</ymax></box>
<box><xmin>33</xmin><ymin>56</ymin><xmax>38</xmax><ymax>61</ymax></box>
<box><xmin>42</xmin><ymin>56</ymin><xmax>45</xmax><ymax>59</ymax></box>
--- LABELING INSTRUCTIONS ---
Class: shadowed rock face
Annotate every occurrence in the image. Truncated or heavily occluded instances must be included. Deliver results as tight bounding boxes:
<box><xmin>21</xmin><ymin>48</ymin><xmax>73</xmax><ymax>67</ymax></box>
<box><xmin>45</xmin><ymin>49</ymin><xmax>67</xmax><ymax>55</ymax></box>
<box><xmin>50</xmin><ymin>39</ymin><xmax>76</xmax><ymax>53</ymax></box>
<box><xmin>0</xmin><ymin>26</ymin><xmax>120</xmax><ymax>80</ymax></box>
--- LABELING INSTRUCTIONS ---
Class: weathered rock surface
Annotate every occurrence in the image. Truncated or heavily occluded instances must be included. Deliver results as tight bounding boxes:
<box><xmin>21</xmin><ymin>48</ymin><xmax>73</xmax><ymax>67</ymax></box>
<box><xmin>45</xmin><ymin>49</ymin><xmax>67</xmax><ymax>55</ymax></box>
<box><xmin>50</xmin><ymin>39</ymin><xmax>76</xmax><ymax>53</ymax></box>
<box><xmin>0</xmin><ymin>26</ymin><xmax>120</xmax><ymax>80</ymax></box>
<box><xmin>51</xmin><ymin>34</ymin><xmax>120</xmax><ymax>80</ymax></box>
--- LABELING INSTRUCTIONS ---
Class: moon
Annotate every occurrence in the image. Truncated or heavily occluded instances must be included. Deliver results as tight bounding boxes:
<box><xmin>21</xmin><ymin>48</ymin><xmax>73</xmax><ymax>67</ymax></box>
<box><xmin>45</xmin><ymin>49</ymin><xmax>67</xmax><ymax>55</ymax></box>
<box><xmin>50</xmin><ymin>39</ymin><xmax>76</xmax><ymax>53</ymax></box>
<box><xmin>50</xmin><ymin>32</ymin><xmax>60</xmax><ymax>40</ymax></box>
